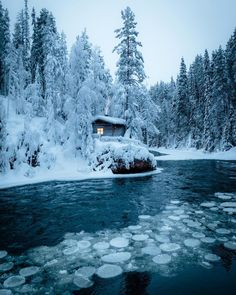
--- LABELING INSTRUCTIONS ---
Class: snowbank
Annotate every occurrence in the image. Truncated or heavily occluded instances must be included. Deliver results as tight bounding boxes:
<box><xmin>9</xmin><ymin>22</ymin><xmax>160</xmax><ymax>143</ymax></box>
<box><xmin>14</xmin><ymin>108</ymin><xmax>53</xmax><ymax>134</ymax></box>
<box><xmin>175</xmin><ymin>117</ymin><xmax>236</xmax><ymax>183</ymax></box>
<box><xmin>152</xmin><ymin>147</ymin><xmax>236</xmax><ymax>161</ymax></box>
<box><xmin>91</xmin><ymin>139</ymin><xmax>156</xmax><ymax>173</ymax></box>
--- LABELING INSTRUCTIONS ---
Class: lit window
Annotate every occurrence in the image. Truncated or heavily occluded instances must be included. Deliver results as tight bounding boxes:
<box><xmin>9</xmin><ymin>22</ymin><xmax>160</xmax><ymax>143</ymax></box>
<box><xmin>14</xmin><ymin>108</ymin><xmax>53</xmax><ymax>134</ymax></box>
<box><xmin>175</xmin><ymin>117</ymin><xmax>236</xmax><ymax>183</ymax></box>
<box><xmin>97</xmin><ymin>128</ymin><xmax>104</xmax><ymax>135</ymax></box>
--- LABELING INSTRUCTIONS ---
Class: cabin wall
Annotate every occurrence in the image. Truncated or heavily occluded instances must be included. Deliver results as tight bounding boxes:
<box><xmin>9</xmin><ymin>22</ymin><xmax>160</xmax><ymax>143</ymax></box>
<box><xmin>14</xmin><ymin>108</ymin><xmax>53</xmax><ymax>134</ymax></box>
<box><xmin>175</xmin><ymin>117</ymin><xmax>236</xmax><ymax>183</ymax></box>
<box><xmin>92</xmin><ymin>122</ymin><xmax>125</xmax><ymax>137</ymax></box>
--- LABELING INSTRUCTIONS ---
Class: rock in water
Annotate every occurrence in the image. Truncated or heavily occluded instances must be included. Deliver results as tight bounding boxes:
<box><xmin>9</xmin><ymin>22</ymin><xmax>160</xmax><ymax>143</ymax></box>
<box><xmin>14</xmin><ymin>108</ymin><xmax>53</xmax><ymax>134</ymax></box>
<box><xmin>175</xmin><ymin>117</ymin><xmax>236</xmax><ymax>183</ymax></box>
<box><xmin>3</xmin><ymin>276</ymin><xmax>25</xmax><ymax>288</ymax></box>
<box><xmin>96</xmin><ymin>264</ymin><xmax>122</xmax><ymax>278</ymax></box>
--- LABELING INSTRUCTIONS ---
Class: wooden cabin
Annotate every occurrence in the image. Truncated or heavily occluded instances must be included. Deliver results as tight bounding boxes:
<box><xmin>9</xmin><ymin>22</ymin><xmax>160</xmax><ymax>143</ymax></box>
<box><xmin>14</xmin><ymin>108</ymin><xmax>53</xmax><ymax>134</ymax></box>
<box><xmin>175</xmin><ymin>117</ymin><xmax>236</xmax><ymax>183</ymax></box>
<box><xmin>92</xmin><ymin>115</ymin><xmax>126</xmax><ymax>137</ymax></box>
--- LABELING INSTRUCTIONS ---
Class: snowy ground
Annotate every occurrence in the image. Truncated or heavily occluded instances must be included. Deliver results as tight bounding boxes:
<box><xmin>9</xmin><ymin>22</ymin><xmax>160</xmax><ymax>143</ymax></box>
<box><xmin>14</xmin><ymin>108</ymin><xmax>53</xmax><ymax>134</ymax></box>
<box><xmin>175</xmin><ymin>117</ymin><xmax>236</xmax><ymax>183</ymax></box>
<box><xmin>152</xmin><ymin>147</ymin><xmax>236</xmax><ymax>161</ymax></box>
<box><xmin>0</xmin><ymin>161</ymin><xmax>161</xmax><ymax>190</ymax></box>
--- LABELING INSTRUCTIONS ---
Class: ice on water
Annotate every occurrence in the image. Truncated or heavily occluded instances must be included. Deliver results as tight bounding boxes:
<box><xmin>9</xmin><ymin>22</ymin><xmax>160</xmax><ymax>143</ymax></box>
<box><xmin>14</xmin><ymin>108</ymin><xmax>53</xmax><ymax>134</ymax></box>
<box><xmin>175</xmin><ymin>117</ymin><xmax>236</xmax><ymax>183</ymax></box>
<box><xmin>0</xmin><ymin>191</ymin><xmax>235</xmax><ymax>293</ymax></box>
<box><xmin>96</xmin><ymin>264</ymin><xmax>123</xmax><ymax>278</ymax></box>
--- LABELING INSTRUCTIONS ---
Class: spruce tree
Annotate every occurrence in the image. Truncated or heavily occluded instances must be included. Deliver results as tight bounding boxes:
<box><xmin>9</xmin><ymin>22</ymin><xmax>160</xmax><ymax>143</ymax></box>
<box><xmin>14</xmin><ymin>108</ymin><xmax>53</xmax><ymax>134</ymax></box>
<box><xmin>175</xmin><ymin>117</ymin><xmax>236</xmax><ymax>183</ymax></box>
<box><xmin>176</xmin><ymin>58</ymin><xmax>189</xmax><ymax>145</ymax></box>
<box><xmin>0</xmin><ymin>2</ymin><xmax>10</xmax><ymax>95</ymax></box>
<box><xmin>0</xmin><ymin>98</ymin><xmax>8</xmax><ymax>172</ymax></box>
<box><xmin>113</xmin><ymin>6</ymin><xmax>145</xmax><ymax>111</ymax></box>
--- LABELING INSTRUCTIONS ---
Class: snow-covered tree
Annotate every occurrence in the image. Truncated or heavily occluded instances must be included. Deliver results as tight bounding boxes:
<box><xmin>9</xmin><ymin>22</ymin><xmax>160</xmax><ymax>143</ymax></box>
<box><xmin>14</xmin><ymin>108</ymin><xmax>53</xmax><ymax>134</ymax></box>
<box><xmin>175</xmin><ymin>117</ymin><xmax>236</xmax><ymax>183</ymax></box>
<box><xmin>0</xmin><ymin>3</ymin><xmax>10</xmax><ymax>95</ymax></box>
<box><xmin>175</xmin><ymin>58</ymin><xmax>190</xmax><ymax>145</ymax></box>
<box><xmin>0</xmin><ymin>98</ymin><xmax>8</xmax><ymax>172</ymax></box>
<box><xmin>113</xmin><ymin>6</ymin><xmax>146</xmax><ymax>111</ymax></box>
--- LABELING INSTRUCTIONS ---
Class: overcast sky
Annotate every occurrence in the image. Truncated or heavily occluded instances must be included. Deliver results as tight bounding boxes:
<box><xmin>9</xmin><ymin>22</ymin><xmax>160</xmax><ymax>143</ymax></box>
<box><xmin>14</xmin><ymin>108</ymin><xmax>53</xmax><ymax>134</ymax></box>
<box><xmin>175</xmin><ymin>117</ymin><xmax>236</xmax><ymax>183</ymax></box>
<box><xmin>2</xmin><ymin>0</ymin><xmax>236</xmax><ymax>85</ymax></box>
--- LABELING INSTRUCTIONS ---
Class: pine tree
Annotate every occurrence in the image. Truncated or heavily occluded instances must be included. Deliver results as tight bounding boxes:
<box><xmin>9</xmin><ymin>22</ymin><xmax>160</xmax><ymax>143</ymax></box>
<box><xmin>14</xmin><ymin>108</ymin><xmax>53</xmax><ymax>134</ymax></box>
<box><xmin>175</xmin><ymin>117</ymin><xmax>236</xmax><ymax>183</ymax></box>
<box><xmin>0</xmin><ymin>3</ymin><xmax>10</xmax><ymax>95</ymax></box>
<box><xmin>211</xmin><ymin>47</ymin><xmax>230</xmax><ymax>150</ymax></box>
<box><xmin>30</xmin><ymin>8</ymin><xmax>57</xmax><ymax>98</ymax></box>
<box><xmin>225</xmin><ymin>28</ymin><xmax>236</xmax><ymax>147</ymax></box>
<box><xmin>0</xmin><ymin>98</ymin><xmax>8</xmax><ymax>172</ymax></box>
<box><xmin>69</xmin><ymin>30</ymin><xmax>91</xmax><ymax>97</ymax></box>
<box><xmin>176</xmin><ymin>58</ymin><xmax>190</xmax><ymax>145</ymax></box>
<box><xmin>113</xmin><ymin>6</ymin><xmax>146</xmax><ymax>111</ymax></box>
<box><xmin>23</xmin><ymin>0</ymin><xmax>30</xmax><ymax>69</ymax></box>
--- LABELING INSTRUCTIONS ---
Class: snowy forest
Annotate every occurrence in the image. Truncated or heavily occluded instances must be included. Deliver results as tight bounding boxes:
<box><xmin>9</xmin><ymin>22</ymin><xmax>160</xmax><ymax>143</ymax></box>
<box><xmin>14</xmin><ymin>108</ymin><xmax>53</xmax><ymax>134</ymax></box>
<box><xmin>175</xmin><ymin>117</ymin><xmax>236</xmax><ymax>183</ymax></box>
<box><xmin>0</xmin><ymin>0</ymin><xmax>236</xmax><ymax>176</ymax></box>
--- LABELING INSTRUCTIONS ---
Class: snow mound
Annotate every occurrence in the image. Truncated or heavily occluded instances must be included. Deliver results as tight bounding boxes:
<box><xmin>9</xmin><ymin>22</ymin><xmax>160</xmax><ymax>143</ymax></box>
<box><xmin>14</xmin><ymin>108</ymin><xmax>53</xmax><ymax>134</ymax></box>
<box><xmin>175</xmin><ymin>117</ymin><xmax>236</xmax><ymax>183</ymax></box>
<box><xmin>184</xmin><ymin>238</ymin><xmax>200</xmax><ymax>248</ymax></box>
<box><xmin>3</xmin><ymin>276</ymin><xmax>25</xmax><ymax>288</ymax></box>
<box><xmin>96</xmin><ymin>264</ymin><xmax>122</xmax><ymax>278</ymax></box>
<box><xmin>160</xmin><ymin>243</ymin><xmax>181</xmax><ymax>252</ymax></box>
<box><xmin>91</xmin><ymin>139</ymin><xmax>156</xmax><ymax>173</ymax></box>
<box><xmin>152</xmin><ymin>254</ymin><xmax>171</xmax><ymax>265</ymax></box>
<box><xmin>93</xmin><ymin>242</ymin><xmax>110</xmax><ymax>250</ymax></box>
<box><xmin>101</xmin><ymin>252</ymin><xmax>131</xmax><ymax>263</ymax></box>
<box><xmin>19</xmin><ymin>266</ymin><xmax>40</xmax><ymax>277</ymax></box>
<box><xmin>110</xmin><ymin>237</ymin><xmax>129</xmax><ymax>248</ymax></box>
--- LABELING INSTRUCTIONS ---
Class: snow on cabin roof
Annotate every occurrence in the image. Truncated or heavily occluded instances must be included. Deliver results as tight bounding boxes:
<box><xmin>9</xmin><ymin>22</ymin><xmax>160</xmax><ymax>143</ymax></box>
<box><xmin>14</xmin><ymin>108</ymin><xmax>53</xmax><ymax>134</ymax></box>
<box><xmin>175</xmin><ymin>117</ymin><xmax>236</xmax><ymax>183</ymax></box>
<box><xmin>93</xmin><ymin>115</ymin><xmax>126</xmax><ymax>126</ymax></box>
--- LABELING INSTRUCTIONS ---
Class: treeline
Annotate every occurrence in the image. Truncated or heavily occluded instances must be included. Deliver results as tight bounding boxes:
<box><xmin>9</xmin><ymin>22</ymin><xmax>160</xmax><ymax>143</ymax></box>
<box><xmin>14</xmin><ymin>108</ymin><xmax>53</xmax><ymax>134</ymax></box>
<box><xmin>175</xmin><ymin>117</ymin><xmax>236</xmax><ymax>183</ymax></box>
<box><xmin>0</xmin><ymin>3</ymin><xmax>158</xmax><ymax>173</ymax></box>
<box><xmin>150</xmin><ymin>30</ymin><xmax>236</xmax><ymax>151</ymax></box>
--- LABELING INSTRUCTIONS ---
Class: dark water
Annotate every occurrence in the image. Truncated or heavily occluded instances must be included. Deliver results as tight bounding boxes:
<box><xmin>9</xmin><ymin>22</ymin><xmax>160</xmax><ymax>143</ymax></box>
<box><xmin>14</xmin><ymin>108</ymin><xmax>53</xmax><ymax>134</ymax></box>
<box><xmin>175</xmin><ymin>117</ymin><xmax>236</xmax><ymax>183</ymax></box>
<box><xmin>0</xmin><ymin>160</ymin><xmax>236</xmax><ymax>294</ymax></box>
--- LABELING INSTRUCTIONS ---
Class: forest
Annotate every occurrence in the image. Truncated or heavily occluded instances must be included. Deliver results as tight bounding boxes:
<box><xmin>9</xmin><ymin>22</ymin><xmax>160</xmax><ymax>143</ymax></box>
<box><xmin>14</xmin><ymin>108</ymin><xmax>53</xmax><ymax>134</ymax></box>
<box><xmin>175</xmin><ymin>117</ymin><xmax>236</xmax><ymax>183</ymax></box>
<box><xmin>0</xmin><ymin>0</ymin><xmax>236</xmax><ymax>175</ymax></box>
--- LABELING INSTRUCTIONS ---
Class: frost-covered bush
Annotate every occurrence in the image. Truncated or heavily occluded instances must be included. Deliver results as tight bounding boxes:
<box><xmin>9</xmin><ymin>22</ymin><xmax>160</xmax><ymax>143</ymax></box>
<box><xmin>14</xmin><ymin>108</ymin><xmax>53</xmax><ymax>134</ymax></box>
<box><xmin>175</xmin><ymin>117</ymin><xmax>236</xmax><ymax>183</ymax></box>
<box><xmin>91</xmin><ymin>140</ymin><xmax>156</xmax><ymax>173</ymax></box>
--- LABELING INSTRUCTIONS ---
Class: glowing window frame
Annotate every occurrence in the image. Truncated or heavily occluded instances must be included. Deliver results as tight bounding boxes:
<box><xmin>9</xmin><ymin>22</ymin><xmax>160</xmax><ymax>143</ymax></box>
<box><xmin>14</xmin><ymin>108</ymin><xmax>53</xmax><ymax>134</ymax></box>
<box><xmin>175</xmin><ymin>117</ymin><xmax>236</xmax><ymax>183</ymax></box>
<box><xmin>97</xmin><ymin>128</ymin><xmax>104</xmax><ymax>135</ymax></box>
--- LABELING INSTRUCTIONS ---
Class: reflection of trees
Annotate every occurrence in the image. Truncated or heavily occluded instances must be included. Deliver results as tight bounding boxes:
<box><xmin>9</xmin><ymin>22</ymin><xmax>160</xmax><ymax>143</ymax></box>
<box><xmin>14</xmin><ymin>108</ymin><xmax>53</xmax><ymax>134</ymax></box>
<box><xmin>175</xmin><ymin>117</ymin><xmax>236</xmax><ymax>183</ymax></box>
<box><xmin>215</xmin><ymin>244</ymin><xmax>235</xmax><ymax>272</ymax></box>
<box><xmin>122</xmin><ymin>271</ymin><xmax>151</xmax><ymax>295</ymax></box>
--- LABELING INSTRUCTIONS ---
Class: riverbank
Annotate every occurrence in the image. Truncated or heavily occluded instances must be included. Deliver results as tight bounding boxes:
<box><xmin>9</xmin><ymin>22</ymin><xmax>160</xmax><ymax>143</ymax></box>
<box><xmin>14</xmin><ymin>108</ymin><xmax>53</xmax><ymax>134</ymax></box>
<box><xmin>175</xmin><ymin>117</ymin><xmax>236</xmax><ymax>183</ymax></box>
<box><xmin>0</xmin><ymin>161</ymin><xmax>161</xmax><ymax>190</ymax></box>
<box><xmin>151</xmin><ymin>147</ymin><xmax>236</xmax><ymax>161</ymax></box>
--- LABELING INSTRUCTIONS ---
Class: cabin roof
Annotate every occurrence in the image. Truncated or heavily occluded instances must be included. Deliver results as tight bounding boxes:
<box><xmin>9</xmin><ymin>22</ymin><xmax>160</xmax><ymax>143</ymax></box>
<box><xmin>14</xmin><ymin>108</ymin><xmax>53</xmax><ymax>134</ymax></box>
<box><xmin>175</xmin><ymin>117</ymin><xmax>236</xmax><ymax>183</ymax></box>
<box><xmin>92</xmin><ymin>115</ymin><xmax>126</xmax><ymax>126</ymax></box>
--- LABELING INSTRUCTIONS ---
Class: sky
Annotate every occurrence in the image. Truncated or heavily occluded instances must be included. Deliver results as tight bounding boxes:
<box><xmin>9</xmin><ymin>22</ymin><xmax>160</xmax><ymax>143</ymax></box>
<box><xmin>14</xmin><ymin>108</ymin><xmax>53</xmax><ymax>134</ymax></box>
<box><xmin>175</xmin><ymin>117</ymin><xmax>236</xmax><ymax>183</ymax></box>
<box><xmin>2</xmin><ymin>0</ymin><xmax>236</xmax><ymax>85</ymax></box>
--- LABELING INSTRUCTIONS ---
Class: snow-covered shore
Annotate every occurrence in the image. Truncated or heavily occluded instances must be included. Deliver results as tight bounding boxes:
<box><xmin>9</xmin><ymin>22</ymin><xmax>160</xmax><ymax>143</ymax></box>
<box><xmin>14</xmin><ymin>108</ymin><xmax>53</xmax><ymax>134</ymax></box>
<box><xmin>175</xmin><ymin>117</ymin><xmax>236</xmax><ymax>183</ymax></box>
<box><xmin>0</xmin><ymin>163</ymin><xmax>161</xmax><ymax>190</ymax></box>
<box><xmin>152</xmin><ymin>147</ymin><xmax>236</xmax><ymax>161</ymax></box>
